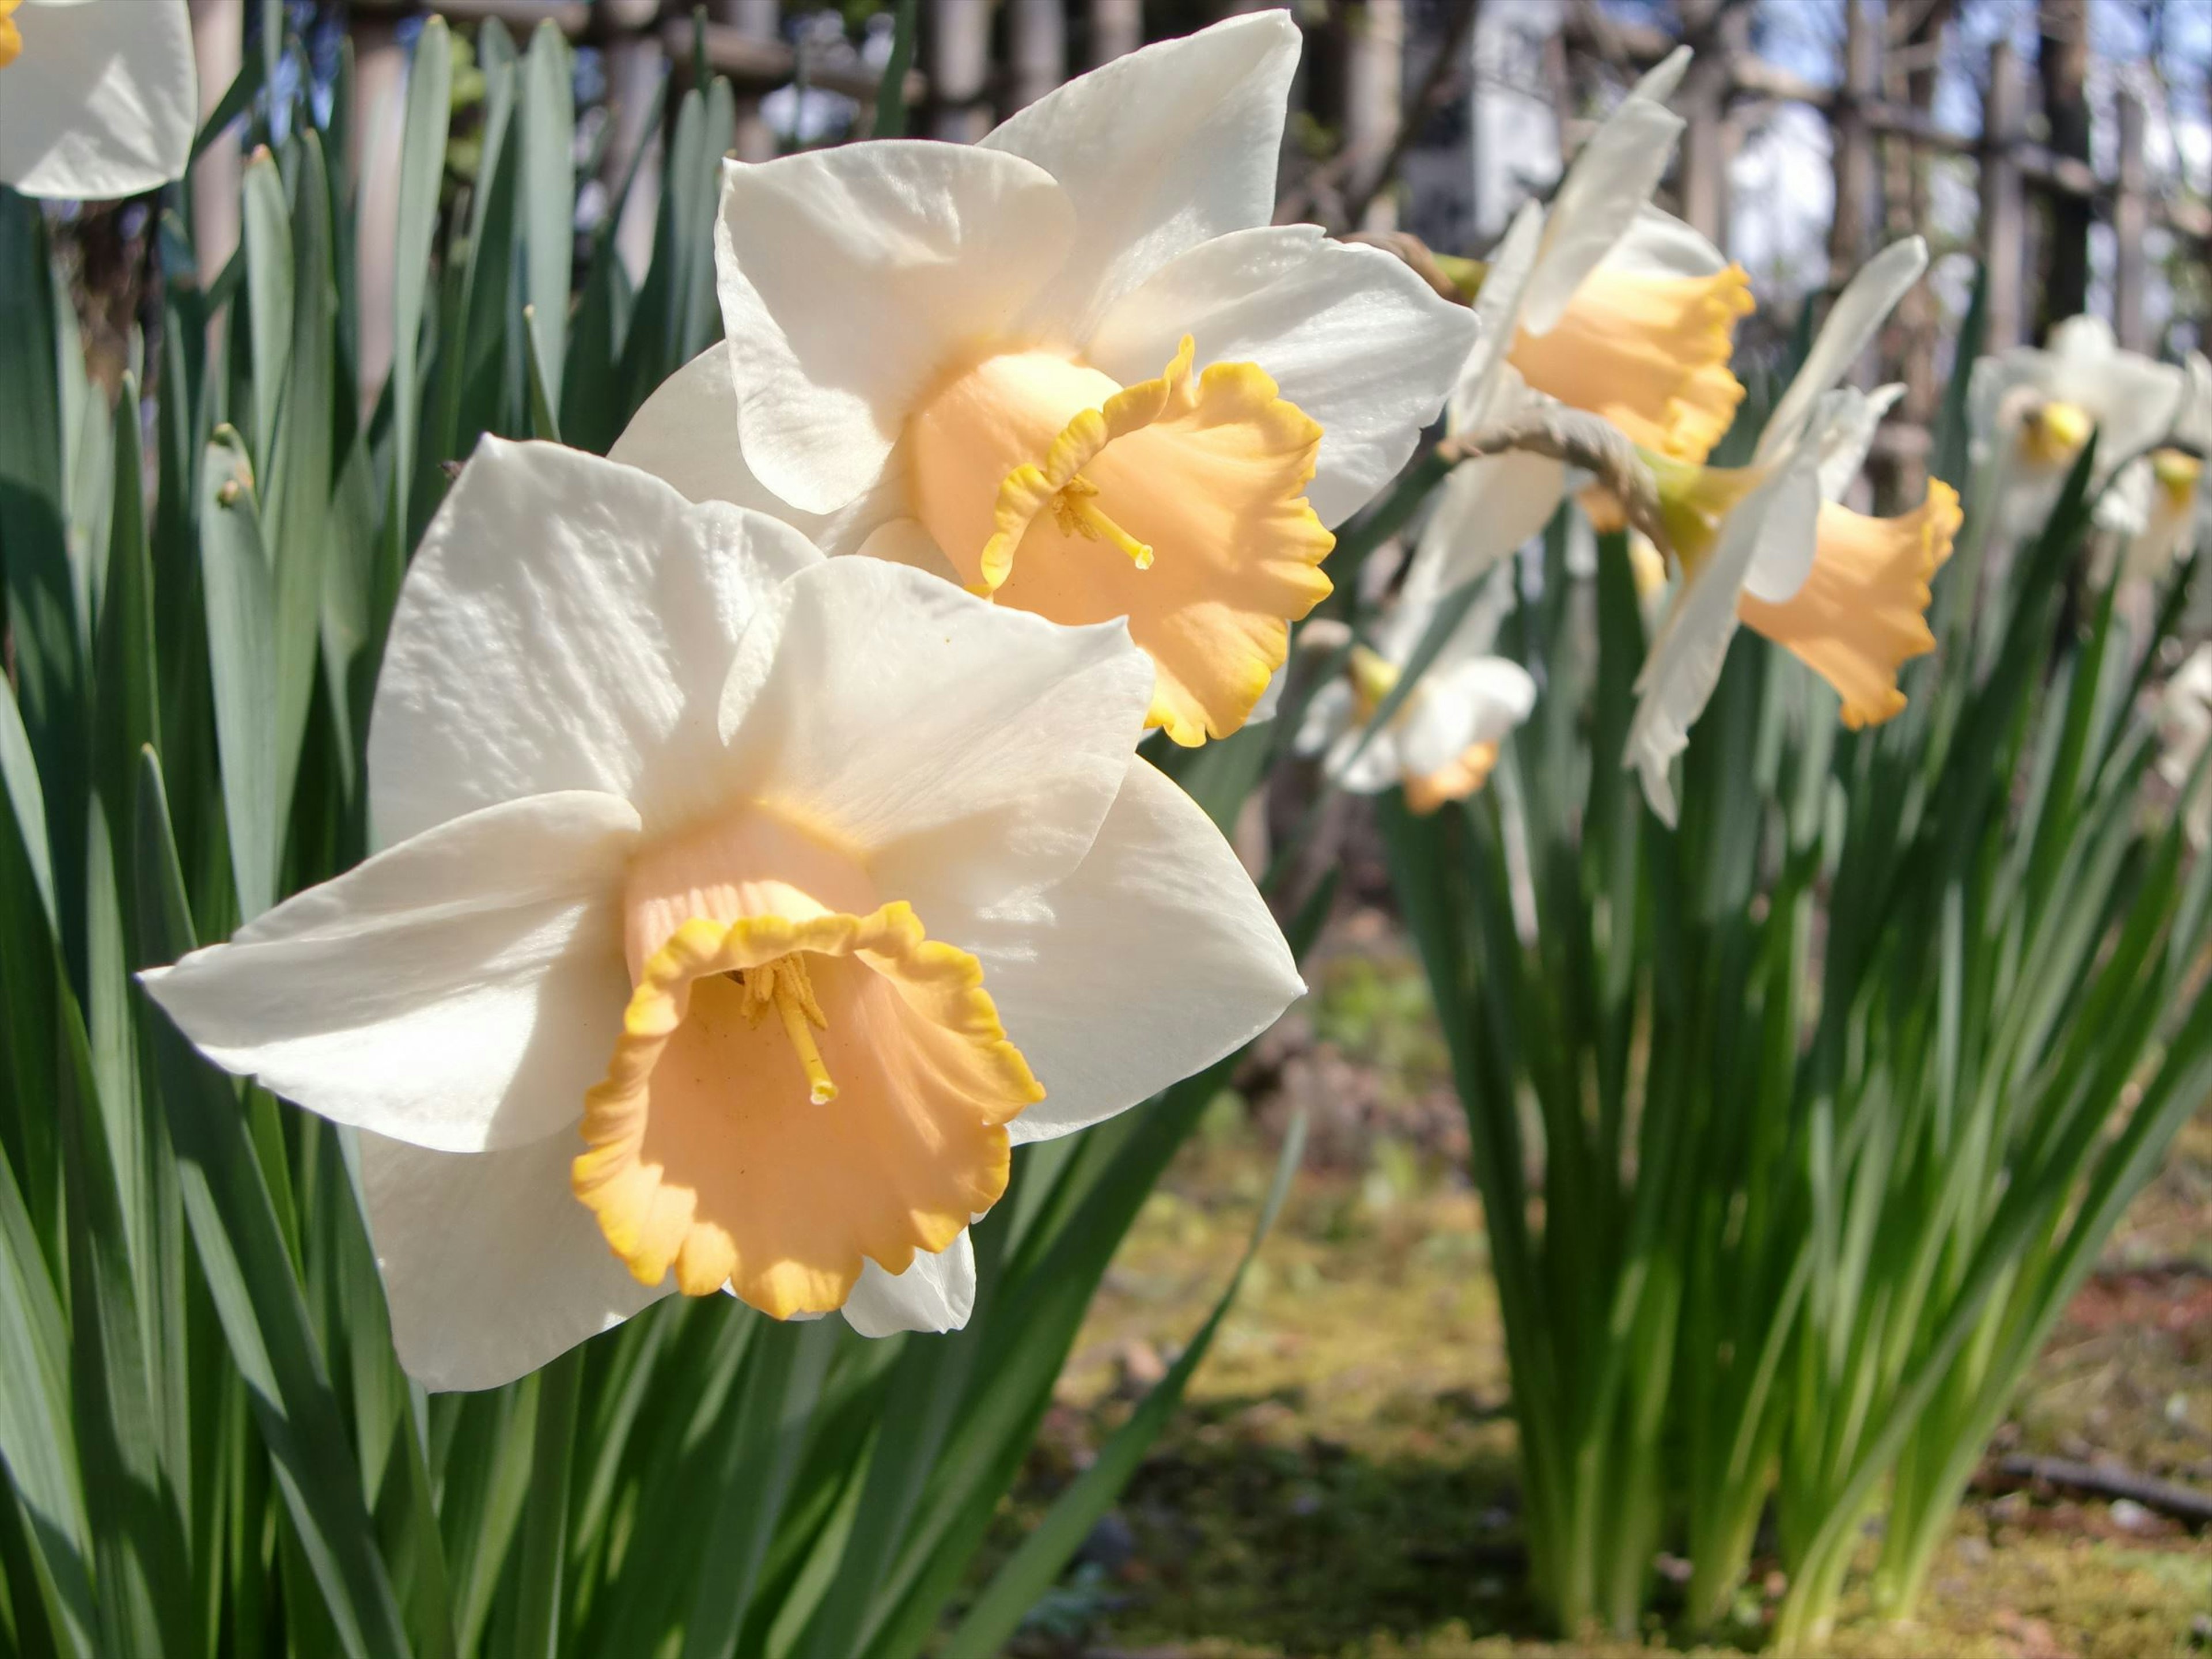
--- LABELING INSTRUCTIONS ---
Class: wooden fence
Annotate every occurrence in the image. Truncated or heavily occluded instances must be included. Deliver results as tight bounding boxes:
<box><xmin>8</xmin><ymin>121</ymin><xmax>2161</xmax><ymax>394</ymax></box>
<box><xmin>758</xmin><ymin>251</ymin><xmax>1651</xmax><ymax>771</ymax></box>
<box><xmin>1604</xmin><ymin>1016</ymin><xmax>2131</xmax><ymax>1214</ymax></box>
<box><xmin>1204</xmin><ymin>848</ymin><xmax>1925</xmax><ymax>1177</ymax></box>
<box><xmin>177</xmin><ymin>0</ymin><xmax>2206</xmax><ymax>470</ymax></box>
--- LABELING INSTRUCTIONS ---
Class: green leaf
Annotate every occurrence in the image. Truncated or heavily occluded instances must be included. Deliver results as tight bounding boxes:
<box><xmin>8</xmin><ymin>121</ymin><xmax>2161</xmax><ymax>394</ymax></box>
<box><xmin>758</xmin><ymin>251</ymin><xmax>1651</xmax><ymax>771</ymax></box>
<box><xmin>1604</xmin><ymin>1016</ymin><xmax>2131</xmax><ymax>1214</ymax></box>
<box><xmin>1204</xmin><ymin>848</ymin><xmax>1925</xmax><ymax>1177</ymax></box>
<box><xmin>134</xmin><ymin>750</ymin><xmax>414</xmax><ymax>1659</ymax></box>
<box><xmin>868</xmin><ymin>0</ymin><xmax>920</xmax><ymax>139</ymax></box>
<box><xmin>386</xmin><ymin>14</ymin><xmax>453</xmax><ymax>561</ymax></box>
<box><xmin>262</xmin><ymin>129</ymin><xmax>339</xmax><ymax>843</ymax></box>
<box><xmin>520</xmin><ymin>21</ymin><xmax>575</xmax><ymax>418</ymax></box>
<box><xmin>0</xmin><ymin>190</ymin><xmax>85</xmax><ymax>954</ymax></box>
<box><xmin>241</xmin><ymin>151</ymin><xmax>294</xmax><ymax>482</ymax></box>
<box><xmin>941</xmin><ymin>1111</ymin><xmax>1308</xmax><ymax>1659</ymax></box>
<box><xmin>198</xmin><ymin>428</ymin><xmax>281</xmax><ymax>922</ymax></box>
<box><xmin>498</xmin><ymin>1348</ymin><xmax>582</xmax><ymax>1659</ymax></box>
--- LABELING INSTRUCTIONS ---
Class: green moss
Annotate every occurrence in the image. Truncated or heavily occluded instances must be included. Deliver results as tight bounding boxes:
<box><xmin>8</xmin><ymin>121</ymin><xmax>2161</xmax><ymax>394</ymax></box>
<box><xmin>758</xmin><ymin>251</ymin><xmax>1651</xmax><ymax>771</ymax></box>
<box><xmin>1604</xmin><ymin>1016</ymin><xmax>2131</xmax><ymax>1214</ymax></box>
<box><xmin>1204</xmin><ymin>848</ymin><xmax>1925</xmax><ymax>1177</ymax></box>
<box><xmin>1013</xmin><ymin>1105</ymin><xmax>2212</xmax><ymax>1659</ymax></box>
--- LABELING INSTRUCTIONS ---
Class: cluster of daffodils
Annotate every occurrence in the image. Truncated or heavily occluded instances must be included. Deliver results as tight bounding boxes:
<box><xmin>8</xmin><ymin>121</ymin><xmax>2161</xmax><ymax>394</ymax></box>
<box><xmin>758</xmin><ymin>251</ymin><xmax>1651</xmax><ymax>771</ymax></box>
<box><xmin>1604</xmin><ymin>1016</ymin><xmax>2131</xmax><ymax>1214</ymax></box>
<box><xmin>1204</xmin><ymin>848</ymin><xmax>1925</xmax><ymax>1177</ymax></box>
<box><xmin>145</xmin><ymin>17</ymin><xmax>1483</xmax><ymax>1390</ymax></box>
<box><xmin>1313</xmin><ymin>45</ymin><xmax>1956</xmax><ymax>824</ymax></box>
<box><xmin>0</xmin><ymin>0</ymin><xmax>196</xmax><ymax>200</ymax></box>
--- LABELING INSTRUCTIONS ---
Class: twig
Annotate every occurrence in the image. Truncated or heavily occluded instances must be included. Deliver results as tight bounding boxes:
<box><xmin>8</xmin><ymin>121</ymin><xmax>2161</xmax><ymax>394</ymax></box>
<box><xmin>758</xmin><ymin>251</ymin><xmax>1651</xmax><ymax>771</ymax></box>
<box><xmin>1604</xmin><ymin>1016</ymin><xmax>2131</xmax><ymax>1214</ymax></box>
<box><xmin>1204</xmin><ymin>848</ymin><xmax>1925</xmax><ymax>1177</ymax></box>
<box><xmin>1339</xmin><ymin>230</ymin><xmax>1466</xmax><ymax>304</ymax></box>
<box><xmin>1989</xmin><ymin>1454</ymin><xmax>2212</xmax><ymax>1525</ymax></box>
<box><xmin>1343</xmin><ymin>0</ymin><xmax>1484</xmax><ymax>230</ymax></box>
<box><xmin>1443</xmin><ymin>407</ymin><xmax>1671</xmax><ymax>562</ymax></box>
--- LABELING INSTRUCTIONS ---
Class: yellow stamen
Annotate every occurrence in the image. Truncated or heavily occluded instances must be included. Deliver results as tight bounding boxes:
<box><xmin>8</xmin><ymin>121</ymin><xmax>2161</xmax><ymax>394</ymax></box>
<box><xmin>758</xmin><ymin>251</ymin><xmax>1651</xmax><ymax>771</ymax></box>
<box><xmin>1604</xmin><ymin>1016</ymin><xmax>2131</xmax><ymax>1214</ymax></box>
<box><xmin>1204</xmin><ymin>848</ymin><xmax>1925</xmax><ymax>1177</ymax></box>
<box><xmin>1510</xmin><ymin>262</ymin><xmax>1754</xmax><ymax>466</ymax></box>
<box><xmin>2153</xmin><ymin>447</ymin><xmax>2203</xmax><ymax>512</ymax></box>
<box><xmin>734</xmin><ymin>956</ymin><xmax>837</xmax><ymax>1105</ymax></box>
<box><xmin>1050</xmin><ymin>476</ymin><xmax>1154</xmax><ymax>569</ymax></box>
<box><xmin>908</xmin><ymin>335</ymin><xmax>1332</xmax><ymax>747</ymax></box>
<box><xmin>2021</xmin><ymin>399</ymin><xmax>2093</xmax><ymax>467</ymax></box>
<box><xmin>1738</xmin><ymin>480</ymin><xmax>1962</xmax><ymax>729</ymax></box>
<box><xmin>0</xmin><ymin>0</ymin><xmax>21</xmax><ymax>70</ymax></box>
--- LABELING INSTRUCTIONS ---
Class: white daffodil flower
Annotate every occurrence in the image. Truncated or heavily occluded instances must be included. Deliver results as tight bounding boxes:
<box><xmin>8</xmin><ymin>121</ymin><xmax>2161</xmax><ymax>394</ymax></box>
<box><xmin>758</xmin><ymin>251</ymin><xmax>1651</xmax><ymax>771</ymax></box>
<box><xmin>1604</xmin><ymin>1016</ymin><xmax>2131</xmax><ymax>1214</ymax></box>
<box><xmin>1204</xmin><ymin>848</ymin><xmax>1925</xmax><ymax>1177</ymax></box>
<box><xmin>611</xmin><ymin>13</ymin><xmax>1474</xmax><ymax>749</ymax></box>
<box><xmin>1293</xmin><ymin>574</ymin><xmax>1536</xmax><ymax>815</ymax></box>
<box><xmin>1969</xmin><ymin>313</ymin><xmax>2186</xmax><ymax>544</ymax></box>
<box><xmin>142</xmin><ymin>438</ymin><xmax>1302</xmax><ymax>1392</ymax></box>
<box><xmin>1410</xmin><ymin>48</ymin><xmax>1751</xmax><ymax>600</ymax></box>
<box><xmin>2158</xmin><ymin>645</ymin><xmax>2212</xmax><ymax>849</ymax></box>
<box><xmin>0</xmin><ymin>0</ymin><xmax>196</xmax><ymax>200</ymax></box>
<box><xmin>2108</xmin><ymin>353</ymin><xmax>2212</xmax><ymax>589</ymax></box>
<box><xmin>1626</xmin><ymin>237</ymin><xmax>1949</xmax><ymax>823</ymax></box>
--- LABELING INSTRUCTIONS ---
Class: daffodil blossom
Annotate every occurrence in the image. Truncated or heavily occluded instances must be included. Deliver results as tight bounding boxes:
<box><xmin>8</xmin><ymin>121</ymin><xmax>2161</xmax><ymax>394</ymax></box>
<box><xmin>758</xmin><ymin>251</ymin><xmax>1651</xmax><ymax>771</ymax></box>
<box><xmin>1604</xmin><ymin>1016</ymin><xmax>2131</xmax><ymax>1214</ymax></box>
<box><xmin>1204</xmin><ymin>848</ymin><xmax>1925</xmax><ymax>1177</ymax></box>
<box><xmin>2157</xmin><ymin>645</ymin><xmax>2212</xmax><ymax>849</ymax></box>
<box><xmin>610</xmin><ymin>13</ymin><xmax>1474</xmax><ymax>749</ymax></box>
<box><xmin>1411</xmin><ymin>48</ymin><xmax>1752</xmax><ymax>599</ymax></box>
<box><xmin>1293</xmin><ymin>575</ymin><xmax>1535</xmax><ymax>815</ymax></box>
<box><xmin>141</xmin><ymin>438</ymin><xmax>1302</xmax><ymax>1391</ymax></box>
<box><xmin>1625</xmin><ymin>237</ymin><xmax>1946</xmax><ymax>823</ymax></box>
<box><xmin>0</xmin><ymin>0</ymin><xmax>196</xmax><ymax>200</ymax></box>
<box><xmin>1969</xmin><ymin>313</ymin><xmax>2186</xmax><ymax>544</ymax></box>
<box><xmin>2107</xmin><ymin>352</ymin><xmax>2212</xmax><ymax>589</ymax></box>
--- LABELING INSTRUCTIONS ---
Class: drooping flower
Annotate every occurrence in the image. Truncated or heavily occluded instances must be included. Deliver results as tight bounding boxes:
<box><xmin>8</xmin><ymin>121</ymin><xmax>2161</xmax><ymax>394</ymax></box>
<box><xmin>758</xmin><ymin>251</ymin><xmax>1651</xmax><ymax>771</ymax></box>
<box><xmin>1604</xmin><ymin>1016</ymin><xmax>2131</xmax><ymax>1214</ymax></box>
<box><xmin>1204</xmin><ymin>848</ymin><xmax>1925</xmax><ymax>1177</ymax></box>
<box><xmin>1410</xmin><ymin>48</ymin><xmax>1751</xmax><ymax>600</ymax></box>
<box><xmin>1625</xmin><ymin>237</ymin><xmax>1941</xmax><ymax>820</ymax></box>
<box><xmin>142</xmin><ymin>439</ymin><xmax>1302</xmax><ymax>1391</ymax></box>
<box><xmin>0</xmin><ymin>0</ymin><xmax>196</xmax><ymax>200</ymax></box>
<box><xmin>2107</xmin><ymin>353</ymin><xmax>2212</xmax><ymax>589</ymax></box>
<box><xmin>611</xmin><ymin>14</ymin><xmax>1474</xmax><ymax>748</ymax></box>
<box><xmin>1969</xmin><ymin>314</ymin><xmax>2186</xmax><ymax>543</ymax></box>
<box><xmin>1293</xmin><ymin>574</ymin><xmax>1536</xmax><ymax>815</ymax></box>
<box><xmin>2157</xmin><ymin>645</ymin><xmax>2212</xmax><ymax>849</ymax></box>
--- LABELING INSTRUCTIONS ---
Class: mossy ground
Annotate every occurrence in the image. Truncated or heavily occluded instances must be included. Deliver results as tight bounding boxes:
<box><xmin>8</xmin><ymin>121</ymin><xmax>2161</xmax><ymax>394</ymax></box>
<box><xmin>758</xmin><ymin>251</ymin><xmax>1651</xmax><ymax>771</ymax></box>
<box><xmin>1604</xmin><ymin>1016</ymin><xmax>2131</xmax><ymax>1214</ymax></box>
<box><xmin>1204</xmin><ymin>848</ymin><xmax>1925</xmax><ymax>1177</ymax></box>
<box><xmin>1009</xmin><ymin>916</ymin><xmax>2212</xmax><ymax>1659</ymax></box>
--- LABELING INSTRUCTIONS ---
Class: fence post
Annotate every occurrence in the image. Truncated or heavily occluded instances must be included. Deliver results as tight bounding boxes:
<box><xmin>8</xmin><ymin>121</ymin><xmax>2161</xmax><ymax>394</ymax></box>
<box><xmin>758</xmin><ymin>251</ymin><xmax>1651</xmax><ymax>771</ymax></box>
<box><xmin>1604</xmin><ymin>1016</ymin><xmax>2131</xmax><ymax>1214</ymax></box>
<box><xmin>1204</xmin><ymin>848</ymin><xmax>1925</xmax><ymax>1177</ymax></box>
<box><xmin>1979</xmin><ymin>39</ymin><xmax>2026</xmax><ymax>352</ymax></box>
<box><xmin>1087</xmin><ymin>0</ymin><xmax>1141</xmax><ymax>66</ymax></box>
<box><xmin>352</xmin><ymin>6</ymin><xmax>410</xmax><ymax>413</ymax></box>
<box><xmin>929</xmin><ymin>0</ymin><xmax>994</xmax><ymax>141</ymax></box>
<box><xmin>188</xmin><ymin>0</ymin><xmax>245</xmax><ymax>285</ymax></box>
<box><xmin>711</xmin><ymin>0</ymin><xmax>781</xmax><ymax>161</ymax></box>
<box><xmin>2113</xmin><ymin>89</ymin><xmax>2148</xmax><ymax>352</ymax></box>
<box><xmin>1007</xmin><ymin>0</ymin><xmax>1066</xmax><ymax>112</ymax></box>
<box><xmin>601</xmin><ymin>0</ymin><xmax>666</xmax><ymax>281</ymax></box>
<box><xmin>1830</xmin><ymin>0</ymin><xmax>1879</xmax><ymax>282</ymax></box>
<box><xmin>1677</xmin><ymin>2</ymin><xmax>1743</xmax><ymax>251</ymax></box>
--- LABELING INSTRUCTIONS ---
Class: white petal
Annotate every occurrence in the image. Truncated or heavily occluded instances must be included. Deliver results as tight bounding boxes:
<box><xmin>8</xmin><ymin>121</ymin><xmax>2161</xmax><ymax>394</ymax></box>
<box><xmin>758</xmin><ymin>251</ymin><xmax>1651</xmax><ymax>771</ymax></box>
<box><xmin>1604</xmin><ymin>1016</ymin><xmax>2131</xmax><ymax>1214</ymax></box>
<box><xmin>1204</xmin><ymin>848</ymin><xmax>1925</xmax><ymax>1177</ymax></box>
<box><xmin>840</xmin><ymin>1232</ymin><xmax>976</xmax><ymax>1338</ymax></box>
<box><xmin>715</xmin><ymin>559</ymin><xmax>1156</xmax><ymax>910</ymax></box>
<box><xmin>983</xmin><ymin>12</ymin><xmax>1301</xmax><ymax>344</ymax></box>
<box><xmin>0</xmin><ymin>0</ymin><xmax>196</xmax><ymax>199</ymax></box>
<box><xmin>943</xmin><ymin>757</ymin><xmax>1301</xmax><ymax>1146</ymax></box>
<box><xmin>1328</xmin><ymin>724</ymin><xmax>1407</xmax><ymax>795</ymax></box>
<box><xmin>1086</xmin><ymin>225</ymin><xmax>1475</xmax><ymax>528</ymax></box>
<box><xmin>1815</xmin><ymin>382</ymin><xmax>1906</xmax><ymax>502</ymax></box>
<box><xmin>1450</xmin><ymin>203</ymin><xmax>1545</xmax><ymax>431</ymax></box>
<box><xmin>1294</xmin><ymin>677</ymin><xmax>1354</xmax><ymax>760</ymax></box>
<box><xmin>359</xmin><ymin>1128</ymin><xmax>671</xmax><ymax>1392</ymax></box>
<box><xmin>139</xmin><ymin>793</ymin><xmax>640</xmax><ymax>1154</ymax></box>
<box><xmin>850</xmin><ymin>516</ymin><xmax>964</xmax><ymax>585</ymax></box>
<box><xmin>1626</xmin><ymin>453</ymin><xmax>1821</xmax><ymax>824</ymax></box>
<box><xmin>1398</xmin><ymin>658</ymin><xmax>1536</xmax><ymax>777</ymax></box>
<box><xmin>1632</xmin><ymin>45</ymin><xmax>1694</xmax><ymax>105</ymax></box>
<box><xmin>369</xmin><ymin>437</ymin><xmax>823</xmax><ymax>846</ymax></box>
<box><xmin>713</xmin><ymin>144</ymin><xmax>1076</xmax><ymax>515</ymax></box>
<box><xmin>1757</xmin><ymin>237</ymin><xmax>1926</xmax><ymax>465</ymax></box>
<box><xmin>2071</xmin><ymin>353</ymin><xmax>2187</xmax><ymax>467</ymax></box>
<box><xmin>1601</xmin><ymin>206</ymin><xmax>1728</xmax><ymax>280</ymax></box>
<box><xmin>609</xmin><ymin>345</ymin><xmax>911</xmax><ymax>558</ymax></box>
<box><xmin>1520</xmin><ymin>94</ymin><xmax>1686</xmax><ymax>336</ymax></box>
<box><xmin>1404</xmin><ymin>445</ymin><xmax>1563</xmax><ymax>610</ymax></box>
<box><xmin>1246</xmin><ymin>662</ymin><xmax>1287</xmax><ymax>725</ymax></box>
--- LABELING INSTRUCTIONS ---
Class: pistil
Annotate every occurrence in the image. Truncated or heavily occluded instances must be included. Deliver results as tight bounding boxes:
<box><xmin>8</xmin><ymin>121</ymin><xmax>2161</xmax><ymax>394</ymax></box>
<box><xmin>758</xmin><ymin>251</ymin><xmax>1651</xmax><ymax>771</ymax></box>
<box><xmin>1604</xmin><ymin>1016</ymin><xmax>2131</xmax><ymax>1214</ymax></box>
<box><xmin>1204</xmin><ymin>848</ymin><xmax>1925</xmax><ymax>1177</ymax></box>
<box><xmin>735</xmin><ymin>956</ymin><xmax>838</xmax><ymax>1104</ymax></box>
<box><xmin>1051</xmin><ymin>477</ymin><xmax>1154</xmax><ymax>569</ymax></box>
